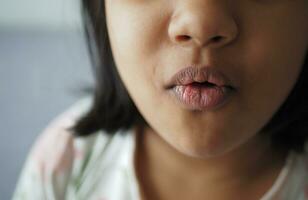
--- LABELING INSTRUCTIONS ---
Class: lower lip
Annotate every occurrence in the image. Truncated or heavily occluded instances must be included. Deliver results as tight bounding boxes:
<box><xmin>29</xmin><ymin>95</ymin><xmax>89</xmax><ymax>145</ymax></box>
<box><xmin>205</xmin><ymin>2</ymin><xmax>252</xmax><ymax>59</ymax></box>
<box><xmin>170</xmin><ymin>83</ymin><xmax>235</xmax><ymax>111</ymax></box>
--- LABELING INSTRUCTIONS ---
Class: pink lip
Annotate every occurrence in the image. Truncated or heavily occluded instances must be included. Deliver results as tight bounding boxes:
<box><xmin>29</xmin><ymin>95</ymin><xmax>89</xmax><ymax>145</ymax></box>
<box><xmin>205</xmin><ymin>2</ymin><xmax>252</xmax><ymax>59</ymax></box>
<box><xmin>166</xmin><ymin>66</ymin><xmax>234</xmax><ymax>88</ymax></box>
<box><xmin>166</xmin><ymin>66</ymin><xmax>236</xmax><ymax>111</ymax></box>
<box><xmin>171</xmin><ymin>83</ymin><xmax>234</xmax><ymax>111</ymax></box>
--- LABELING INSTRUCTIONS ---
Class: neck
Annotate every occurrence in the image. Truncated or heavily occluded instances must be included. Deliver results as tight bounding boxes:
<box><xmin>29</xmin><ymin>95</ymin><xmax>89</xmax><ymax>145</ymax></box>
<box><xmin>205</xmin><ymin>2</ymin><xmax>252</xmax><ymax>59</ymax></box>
<box><xmin>134</xmin><ymin>126</ymin><xmax>288</xmax><ymax>200</ymax></box>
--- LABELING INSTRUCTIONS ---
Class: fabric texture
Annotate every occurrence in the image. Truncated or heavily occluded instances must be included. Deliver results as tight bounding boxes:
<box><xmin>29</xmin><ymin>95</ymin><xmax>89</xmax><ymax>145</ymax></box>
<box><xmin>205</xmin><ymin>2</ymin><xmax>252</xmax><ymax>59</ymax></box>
<box><xmin>12</xmin><ymin>97</ymin><xmax>308</xmax><ymax>200</ymax></box>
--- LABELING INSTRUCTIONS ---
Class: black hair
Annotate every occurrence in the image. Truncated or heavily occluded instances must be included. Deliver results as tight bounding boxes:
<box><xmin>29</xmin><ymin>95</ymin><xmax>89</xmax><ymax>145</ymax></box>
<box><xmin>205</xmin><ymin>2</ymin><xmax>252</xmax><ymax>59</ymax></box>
<box><xmin>72</xmin><ymin>0</ymin><xmax>308</xmax><ymax>153</ymax></box>
<box><xmin>72</xmin><ymin>0</ymin><xmax>147</xmax><ymax>136</ymax></box>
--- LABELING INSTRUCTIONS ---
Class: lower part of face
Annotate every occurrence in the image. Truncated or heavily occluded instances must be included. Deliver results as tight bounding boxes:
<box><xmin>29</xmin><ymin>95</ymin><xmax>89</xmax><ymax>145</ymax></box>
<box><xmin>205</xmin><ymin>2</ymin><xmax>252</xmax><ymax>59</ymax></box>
<box><xmin>105</xmin><ymin>0</ymin><xmax>308</xmax><ymax>158</ymax></box>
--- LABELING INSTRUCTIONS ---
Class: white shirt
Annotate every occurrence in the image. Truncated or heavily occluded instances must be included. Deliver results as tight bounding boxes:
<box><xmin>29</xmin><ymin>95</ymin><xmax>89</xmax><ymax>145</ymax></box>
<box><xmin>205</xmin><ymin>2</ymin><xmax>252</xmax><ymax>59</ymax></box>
<box><xmin>13</xmin><ymin>97</ymin><xmax>308</xmax><ymax>200</ymax></box>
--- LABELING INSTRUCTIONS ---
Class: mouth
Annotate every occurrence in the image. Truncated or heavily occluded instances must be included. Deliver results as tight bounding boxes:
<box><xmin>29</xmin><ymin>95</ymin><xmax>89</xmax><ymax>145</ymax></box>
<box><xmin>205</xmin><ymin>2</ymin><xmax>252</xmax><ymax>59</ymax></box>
<box><xmin>188</xmin><ymin>81</ymin><xmax>219</xmax><ymax>88</ymax></box>
<box><xmin>166</xmin><ymin>66</ymin><xmax>236</xmax><ymax>111</ymax></box>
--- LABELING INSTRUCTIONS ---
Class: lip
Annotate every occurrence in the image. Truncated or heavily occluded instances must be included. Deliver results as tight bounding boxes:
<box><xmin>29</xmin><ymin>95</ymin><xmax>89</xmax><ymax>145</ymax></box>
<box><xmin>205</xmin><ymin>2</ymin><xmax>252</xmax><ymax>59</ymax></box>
<box><xmin>166</xmin><ymin>66</ymin><xmax>236</xmax><ymax>111</ymax></box>
<box><xmin>170</xmin><ymin>84</ymin><xmax>234</xmax><ymax>111</ymax></box>
<box><xmin>166</xmin><ymin>66</ymin><xmax>235</xmax><ymax>89</ymax></box>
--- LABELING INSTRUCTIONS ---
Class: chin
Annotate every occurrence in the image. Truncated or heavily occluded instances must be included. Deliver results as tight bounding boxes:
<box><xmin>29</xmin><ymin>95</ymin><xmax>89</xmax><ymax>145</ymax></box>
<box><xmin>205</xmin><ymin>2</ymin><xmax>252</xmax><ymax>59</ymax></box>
<box><xmin>173</xmin><ymin>134</ymin><xmax>235</xmax><ymax>159</ymax></box>
<box><xmin>178</xmin><ymin>144</ymin><xmax>230</xmax><ymax>159</ymax></box>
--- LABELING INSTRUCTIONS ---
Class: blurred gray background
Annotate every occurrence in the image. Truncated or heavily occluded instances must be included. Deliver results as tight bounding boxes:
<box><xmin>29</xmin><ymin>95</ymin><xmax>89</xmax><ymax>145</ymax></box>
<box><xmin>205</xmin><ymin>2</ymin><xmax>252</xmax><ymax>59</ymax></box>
<box><xmin>0</xmin><ymin>0</ymin><xmax>93</xmax><ymax>199</ymax></box>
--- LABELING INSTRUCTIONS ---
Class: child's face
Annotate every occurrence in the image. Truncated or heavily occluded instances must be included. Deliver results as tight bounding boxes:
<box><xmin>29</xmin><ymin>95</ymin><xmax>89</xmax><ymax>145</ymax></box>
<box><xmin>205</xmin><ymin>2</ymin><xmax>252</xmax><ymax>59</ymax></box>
<box><xmin>105</xmin><ymin>0</ymin><xmax>308</xmax><ymax>157</ymax></box>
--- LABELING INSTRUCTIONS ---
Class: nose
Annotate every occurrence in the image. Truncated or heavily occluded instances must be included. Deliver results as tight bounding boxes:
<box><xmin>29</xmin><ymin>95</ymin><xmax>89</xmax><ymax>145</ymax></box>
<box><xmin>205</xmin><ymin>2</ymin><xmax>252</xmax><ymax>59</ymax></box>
<box><xmin>168</xmin><ymin>1</ymin><xmax>238</xmax><ymax>49</ymax></box>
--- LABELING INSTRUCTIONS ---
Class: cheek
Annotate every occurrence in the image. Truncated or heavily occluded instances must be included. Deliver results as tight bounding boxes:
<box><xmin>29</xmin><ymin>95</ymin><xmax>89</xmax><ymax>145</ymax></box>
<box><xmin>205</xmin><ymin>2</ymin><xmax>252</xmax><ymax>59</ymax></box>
<box><xmin>238</xmin><ymin>15</ymin><xmax>308</xmax><ymax>130</ymax></box>
<box><xmin>106</xmin><ymin>3</ymin><xmax>169</xmax><ymax>112</ymax></box>
<box><xmin>107</xmin><ymin>21</ymin><xmax>164</xmax><ymax>109</ymax></box>
<box><xmin>106</xmin><ymin>1</ymin><xmax>167</xmax><ymax>62</ymax></box>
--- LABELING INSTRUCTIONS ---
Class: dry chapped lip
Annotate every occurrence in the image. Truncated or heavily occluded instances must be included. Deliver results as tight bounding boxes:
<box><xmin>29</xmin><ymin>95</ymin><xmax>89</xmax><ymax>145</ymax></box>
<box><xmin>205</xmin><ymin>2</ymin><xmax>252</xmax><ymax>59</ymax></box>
<box><xmin>166</xmin><ymin>66</ymin><xmax>235</xmax><ymax>89</ymax></box>
<box><xmin>171</xmin><ymin>83</ymin><xmax>234</xmax><ymax>111</ymax></box>
<box><xmin>167</xmin><ymin>66</ymin><xmax>236</xmax><ymax>110</ymax></box>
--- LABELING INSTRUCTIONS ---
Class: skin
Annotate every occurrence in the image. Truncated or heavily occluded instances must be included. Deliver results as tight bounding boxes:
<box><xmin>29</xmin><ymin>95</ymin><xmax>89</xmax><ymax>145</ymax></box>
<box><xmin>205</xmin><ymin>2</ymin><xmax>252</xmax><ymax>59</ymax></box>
<box><xmin>105</xmin><ymin>0</ymin><xmax>308</xmax><ymax>199</ymax></box>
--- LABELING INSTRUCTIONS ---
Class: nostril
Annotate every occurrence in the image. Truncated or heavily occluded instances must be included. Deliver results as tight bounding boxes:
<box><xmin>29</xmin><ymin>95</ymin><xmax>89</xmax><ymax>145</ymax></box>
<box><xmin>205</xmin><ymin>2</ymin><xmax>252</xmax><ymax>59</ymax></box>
<box><xmin>176</xmin><ymin>35</ymin><xmax>191</xmax><ymax>42</ymax></box>
<box><xmin>212</xmin><ymin>36</ymin><xmax>223</xmax><ymax>43</ymax></box>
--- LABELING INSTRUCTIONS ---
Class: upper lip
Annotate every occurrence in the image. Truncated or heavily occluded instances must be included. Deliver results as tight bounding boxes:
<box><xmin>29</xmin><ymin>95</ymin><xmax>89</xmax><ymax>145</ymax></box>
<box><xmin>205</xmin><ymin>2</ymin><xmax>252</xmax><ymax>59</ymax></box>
<box><xmin>166</xmin><ymin>66</ymin><xmax>235</xmax><ymax>89</ymax></box>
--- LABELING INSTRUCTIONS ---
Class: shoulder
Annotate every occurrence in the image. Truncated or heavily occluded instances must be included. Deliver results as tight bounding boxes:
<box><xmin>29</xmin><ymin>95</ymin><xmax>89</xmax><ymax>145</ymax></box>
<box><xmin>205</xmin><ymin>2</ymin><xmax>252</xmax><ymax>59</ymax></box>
<box><xmin>32</xmin><ymin>95</ymin><xmax>134</xmax><ymax>177</ymax></box>
<box><xmin>13</xmin><ymin>96</ymin><xmax>127</xmax><ymax>199</ymax></box>
<box><xmin>28</xmin><ymin>96</ymin><xmax>95</xmax><ymax>174</ymax></box>
<box><xmin>280</xmin><ymin>146</ymin><xmax>308</xmax><ymax>200</ymax></box>
<box><xmin>13</xmin><ymin>96</ymin><xmax>136</xmax><ymax>199</ymax></box>
<box><xmin>297</xmin><ymin>144</ymin><xmax>308</xmax><ymax>198</ymax></box>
